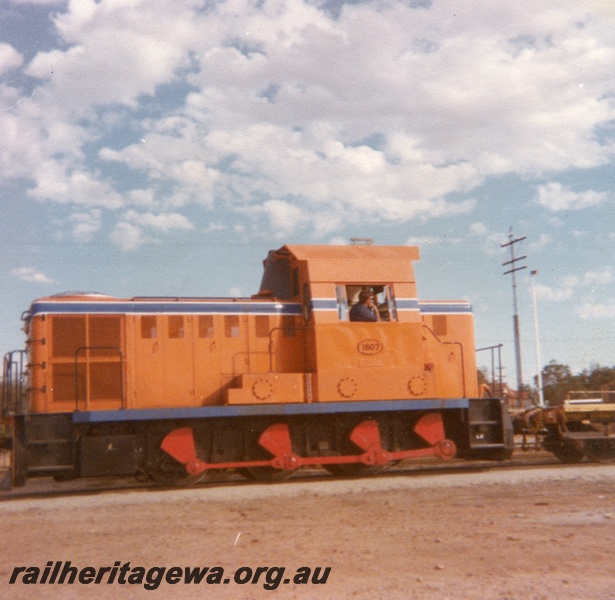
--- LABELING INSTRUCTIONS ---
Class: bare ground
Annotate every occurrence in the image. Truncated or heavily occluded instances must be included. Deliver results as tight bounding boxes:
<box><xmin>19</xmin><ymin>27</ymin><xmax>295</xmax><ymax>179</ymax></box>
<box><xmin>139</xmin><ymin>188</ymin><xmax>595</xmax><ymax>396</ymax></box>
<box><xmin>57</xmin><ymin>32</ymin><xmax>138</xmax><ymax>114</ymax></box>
<box><xmin>1</xmin><ymin>464</ymin><xmax>615</xmax><ymax>600</ymax></box>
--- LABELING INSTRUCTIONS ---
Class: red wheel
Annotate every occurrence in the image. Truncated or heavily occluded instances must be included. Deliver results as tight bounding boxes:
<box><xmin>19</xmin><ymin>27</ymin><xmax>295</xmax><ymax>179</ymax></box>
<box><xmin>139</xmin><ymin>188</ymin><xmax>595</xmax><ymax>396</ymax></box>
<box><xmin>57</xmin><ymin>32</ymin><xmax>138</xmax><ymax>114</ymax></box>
<box><xmin>237</xmin><ymin>427</ymin><xmax>297</xmax><ymax>482</ymax></box>
<box><xmin>149</xmin><ymin>452</ymin><xmax>206</xmax><ymax>487</ymax></box>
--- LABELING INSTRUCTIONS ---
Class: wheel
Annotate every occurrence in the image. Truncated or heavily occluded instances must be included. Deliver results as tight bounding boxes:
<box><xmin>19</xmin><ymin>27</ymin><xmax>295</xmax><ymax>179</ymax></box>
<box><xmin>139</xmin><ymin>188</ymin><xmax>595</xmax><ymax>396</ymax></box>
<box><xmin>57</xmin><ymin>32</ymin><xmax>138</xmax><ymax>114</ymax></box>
<box><xmin>52</xmin><ymin>470</ymin><xmax>77</xmax><ymax>482</ymax></box>
<box><xmin>238</xmin><ymin>465</ymin><xmax>296</xmax><ymax>482</ymax></box>
<box><xmin>134</xmin><ymin>471</ymin><xmax>150</xmax><ymax>483</ymax></box>
<box><xmin>583</xmin><ymin>439</ymin><xmax>615</xmax><ymax>463</ymax></box>
<box><xmin>322</xmin><ymin>463</ymin><xmax>383</xmax><ymax>477</ymax></box>
<box><xmin>149</xmin><ymin>469</ymin><xmax>206</xmax><ymax>487</ymax></box>
<box><xmin>322</xmin><ymin>420</ymin><xmax>389</xmax><ymax>477</ymax></box>
<box><xmin>148</xmin><ymin>453</ymin><xmax>206</xmax><ymax>487</ymax></box>
<box><xmin>463</xmin><ymin>447</ymin><xmax>513</xmax><ymax>461</ymax></box>
<box><xmin>237</xmin><ymin>446</ymin><xmax>297</xmax><ymax>482</ymax></box>
<box><xmin>12</xmin><ymin>420</ymin><xmax>27</xmax><ymax>487</ymax></box>
<box><xmin>550</xmin><ymin>440</ymin><xmax>585</xmax><ymax>463</ymax></box>
<box><xmin>236</xmin><ymin>424</ymin><xmax>298</xmax><ymax>482</ymax></box>
<box><xmin>200</xmin><ymin>468</ymin><xmax>233</xmax><ymax>482</ymax></box>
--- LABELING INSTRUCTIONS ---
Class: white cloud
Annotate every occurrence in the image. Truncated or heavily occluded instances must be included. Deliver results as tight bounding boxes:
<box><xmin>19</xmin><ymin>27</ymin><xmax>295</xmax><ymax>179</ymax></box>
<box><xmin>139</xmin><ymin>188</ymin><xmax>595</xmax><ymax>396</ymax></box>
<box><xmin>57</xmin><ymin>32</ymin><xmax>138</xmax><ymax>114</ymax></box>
<box><xmin>28</xmin><ymin>161</ymin><xmax>124</xmax><ymax>209</ymax></box>
<box><xmin>528</xmin><ymin>233</ymin><xmax>553</xmax><ymax>251</ymax></box>
<box><xmin>109</xmin><ymin>222</ymin><xmax>147</xmax><ymax>251</ymax></box>
<box><xmin>0</xmin><ymin>43</ymin><xmax>23</xmax><ymax>74</ymax></box>
<box><xmin>203</xmin><ymin>222</ymin><xmax>227</xmax><ymax>233</ymax></box>
<box><xmin>405</xmin><ymin>234</ymin><xmax>463</xmax><ymax>247</ymax></box>
<box><xmin>533</xmin><ymin>283</ymin><xmax>574</xmax><ymax>302</ymax></box>
<box><xmin>122</xmin><ymin>210</ymin><xmax>194</xmax><ymax>232</ymax></box>
<box><xmin>127</xmin><ymin>189</ymin><xmax>157</xmax><ymax>208</ymax></box>
<box><xmin>108</xmin><ymin>210</ymin><xmax>194</xmax><ymax>250</ymax></box>
<box><xmin>9</xmin><ymin>1</ymin><xmax>63</xmax><ymax>4</ymax></box>
<box><xmin>535</xmin><ymin>266</ymin><xmax>614</xmax><ymax>302</ymax></box>
<box><xmin>25</xmin><ymin>3</ymin><xmax>198</xmax><ymax>112</ymax></box>
<box><xmin>582</xmin><ymin>267</ymin><xmax>614</xmax><ymax>286</ymax></box>
<box><xmin>470</xmin><ymin>225</ymin><xmax>520</xmax><ymax>256</ymax></box>
<box><xmin>262</xmin><ymin>200</ymin><xmax>304</xmax><ymax>237</ymax></box>
<box><xmin>69</xmin><ymin>209</ymin><xmax>102</xmax><ymax>242</ymax></box>
<box><xmin>10</xmin><ymin>267</ymin><xmax>55</xmax><ymax>284</ymax></box>
<box><xmin>2</xmin><ymin>0</ymin><xmax>615</xmax><ymax>242</ymax></box>
<box><xmin>0</xmin><ymin>107</ymin><xmax>47</xmax><ymax>180</ymax></box>
<box><xmin>577</xmin><ymin>300</ymin><xmax>615</xmax><ymax>319</ymax></box>
<box><xmin>535</xmin><ymin>182</ymin><xmax>611</xmax><ymax>211</ymax></box>
<box><xmin>470</xmin><ymin>222</ymin><xmax>489</xmax><ymax>236</ymax></box>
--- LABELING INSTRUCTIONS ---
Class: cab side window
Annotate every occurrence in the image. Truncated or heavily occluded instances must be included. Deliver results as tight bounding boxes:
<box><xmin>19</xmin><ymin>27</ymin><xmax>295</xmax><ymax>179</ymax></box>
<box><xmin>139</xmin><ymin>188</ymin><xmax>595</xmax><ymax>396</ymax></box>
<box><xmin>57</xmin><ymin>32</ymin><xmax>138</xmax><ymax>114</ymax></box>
<box><xmin>337</xmin><ymin>284</ymin><xmax>397</xmax><ymax>322</ymax></box>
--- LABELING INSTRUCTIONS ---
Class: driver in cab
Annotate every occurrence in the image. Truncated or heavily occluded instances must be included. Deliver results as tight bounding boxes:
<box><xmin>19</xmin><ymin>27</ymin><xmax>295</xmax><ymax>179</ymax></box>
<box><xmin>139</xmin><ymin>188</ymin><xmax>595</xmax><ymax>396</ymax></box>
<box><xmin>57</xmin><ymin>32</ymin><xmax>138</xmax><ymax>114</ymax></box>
<box><xmin>349</xmin><ymin>290</ymin><xmax>378</xmax><ymax>322</ymax></box>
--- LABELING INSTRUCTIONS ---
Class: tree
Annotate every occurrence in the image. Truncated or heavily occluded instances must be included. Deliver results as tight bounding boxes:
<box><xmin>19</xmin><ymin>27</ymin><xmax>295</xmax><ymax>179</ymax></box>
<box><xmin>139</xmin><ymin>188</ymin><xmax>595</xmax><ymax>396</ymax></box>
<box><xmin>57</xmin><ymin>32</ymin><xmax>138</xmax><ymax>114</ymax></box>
<box><xmin>582</xmin><ymin>365</ymin><xmax>615</xmax><ymax>392</ymax></box>
<box><xmin>541</xmin><ymin>361</ymin><xmax>615</xmax><ymax>406</ymax></box>
<box><xmin>542</xmin><ymin>361</ymin><xmax>576</xmax><ymax>406</ymax></box>
<box><xmin>476</xmin><ymin>367</ymin><xmax>489</xmax><ymax>386</ymax></box>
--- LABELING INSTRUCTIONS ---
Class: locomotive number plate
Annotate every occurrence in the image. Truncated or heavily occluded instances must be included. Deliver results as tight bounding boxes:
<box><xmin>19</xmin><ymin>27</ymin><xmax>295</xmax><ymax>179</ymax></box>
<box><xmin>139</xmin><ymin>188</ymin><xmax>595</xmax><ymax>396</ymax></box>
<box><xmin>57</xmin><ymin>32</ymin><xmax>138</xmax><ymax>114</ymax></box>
<box><xmin>357</xmin><ymin>339</ymin><xmax>383</xmax><ymax>355</ymax></box>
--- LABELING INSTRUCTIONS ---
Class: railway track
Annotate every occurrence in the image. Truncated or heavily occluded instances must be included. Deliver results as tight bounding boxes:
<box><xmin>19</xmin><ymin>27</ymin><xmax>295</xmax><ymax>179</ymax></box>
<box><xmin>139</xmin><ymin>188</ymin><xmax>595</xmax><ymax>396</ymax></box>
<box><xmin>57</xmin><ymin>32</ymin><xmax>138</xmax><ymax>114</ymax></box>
<box><xmin>0</xmin><ymin>448</ymin><xmax>593</xmax><ymax>502</ymax></box>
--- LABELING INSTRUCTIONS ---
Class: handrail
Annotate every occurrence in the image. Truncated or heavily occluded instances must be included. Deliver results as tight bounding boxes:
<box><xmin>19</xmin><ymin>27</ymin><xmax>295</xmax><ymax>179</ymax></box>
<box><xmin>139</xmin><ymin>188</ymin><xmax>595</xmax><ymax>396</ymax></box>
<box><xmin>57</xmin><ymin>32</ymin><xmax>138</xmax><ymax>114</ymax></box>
<box><xmin>422</xmin><ymin>325</ymin><xmax>467</xmax><ymax>397</ymax></box>
<box><xmin>1</xmin><ymin>350</ymin><xmax>28</xmax><ymax>418</ymax></box>
<box><xmin>476</xmin><ymin>344</ymin><xmax>504</xmax><ymax>398</ymax></box>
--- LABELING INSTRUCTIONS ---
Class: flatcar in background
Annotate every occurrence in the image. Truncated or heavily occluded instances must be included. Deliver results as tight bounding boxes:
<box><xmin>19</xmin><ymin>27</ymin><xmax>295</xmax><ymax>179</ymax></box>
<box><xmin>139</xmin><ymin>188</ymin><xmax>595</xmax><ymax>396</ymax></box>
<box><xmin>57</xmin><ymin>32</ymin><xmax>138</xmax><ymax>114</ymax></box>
<box><xmin>1</xmin><ymin>243</ymin><xmax>611</xmax><ymax>489</ymax></box>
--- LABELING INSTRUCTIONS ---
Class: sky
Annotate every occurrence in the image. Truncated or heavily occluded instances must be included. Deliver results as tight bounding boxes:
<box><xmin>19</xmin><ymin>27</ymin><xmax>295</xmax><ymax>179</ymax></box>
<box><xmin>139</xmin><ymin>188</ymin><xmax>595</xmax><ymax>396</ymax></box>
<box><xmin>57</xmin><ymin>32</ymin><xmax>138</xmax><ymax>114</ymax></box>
<box><xmin>0</xmin><ymin>0</ymin><xmax>614</xmax><ymax>391</ymax></box>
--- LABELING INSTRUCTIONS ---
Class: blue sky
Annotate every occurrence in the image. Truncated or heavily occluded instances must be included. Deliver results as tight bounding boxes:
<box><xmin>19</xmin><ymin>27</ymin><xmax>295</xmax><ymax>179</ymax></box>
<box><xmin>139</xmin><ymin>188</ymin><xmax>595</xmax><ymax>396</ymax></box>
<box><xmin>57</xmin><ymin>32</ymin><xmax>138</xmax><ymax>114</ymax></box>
<box><xmin>1</xmin><ymin>0</ymin><xmax>614</xmax><ymax>390</ymax></box>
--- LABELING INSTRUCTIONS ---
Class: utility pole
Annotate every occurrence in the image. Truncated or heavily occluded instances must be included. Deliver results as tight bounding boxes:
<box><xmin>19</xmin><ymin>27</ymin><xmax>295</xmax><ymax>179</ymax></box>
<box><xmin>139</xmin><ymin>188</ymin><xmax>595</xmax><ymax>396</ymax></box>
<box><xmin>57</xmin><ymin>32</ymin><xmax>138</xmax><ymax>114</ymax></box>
<box><xmin>530</xmin><ymin>270</ymin><xmax>545</xmax><ymax>407</ymax></box>
<box><xmin>501</xmin><ymin>228</ymin><xmax>526</xmax><ymax>403</ymax></box>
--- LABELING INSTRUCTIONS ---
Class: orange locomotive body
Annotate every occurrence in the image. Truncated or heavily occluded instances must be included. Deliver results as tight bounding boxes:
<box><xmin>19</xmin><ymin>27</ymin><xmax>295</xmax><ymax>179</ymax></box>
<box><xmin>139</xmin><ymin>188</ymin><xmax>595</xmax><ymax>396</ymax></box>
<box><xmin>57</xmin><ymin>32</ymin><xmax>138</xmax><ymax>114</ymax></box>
<box><xmin>3</xmin><ymin>244</ymin><xmax>512</xmax><ymax>487</ymax></box>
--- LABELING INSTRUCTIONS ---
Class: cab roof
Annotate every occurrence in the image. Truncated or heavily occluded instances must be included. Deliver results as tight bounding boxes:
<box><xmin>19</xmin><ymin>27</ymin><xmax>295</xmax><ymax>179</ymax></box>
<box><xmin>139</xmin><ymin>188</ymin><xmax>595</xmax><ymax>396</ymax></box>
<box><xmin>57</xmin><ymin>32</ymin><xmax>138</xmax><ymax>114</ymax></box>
<box><xmin>275</xmin><ymin>244</ymin><xmax>420</xmax><ymax>283</ymax></box>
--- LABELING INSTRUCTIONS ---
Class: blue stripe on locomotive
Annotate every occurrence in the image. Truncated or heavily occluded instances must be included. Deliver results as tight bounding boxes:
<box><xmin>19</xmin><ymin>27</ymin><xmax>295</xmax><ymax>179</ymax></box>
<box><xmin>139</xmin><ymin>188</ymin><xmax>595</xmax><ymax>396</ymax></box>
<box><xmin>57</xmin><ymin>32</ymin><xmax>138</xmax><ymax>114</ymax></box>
<box><xmin>29</xmin><ymin>300</ymin><xmax>302</xmax><ymax>316</ymax></box>
<box><xmin>72</xmin><ymin>398</ymin><xmax>471</xmax><ymax>423</ymax></box>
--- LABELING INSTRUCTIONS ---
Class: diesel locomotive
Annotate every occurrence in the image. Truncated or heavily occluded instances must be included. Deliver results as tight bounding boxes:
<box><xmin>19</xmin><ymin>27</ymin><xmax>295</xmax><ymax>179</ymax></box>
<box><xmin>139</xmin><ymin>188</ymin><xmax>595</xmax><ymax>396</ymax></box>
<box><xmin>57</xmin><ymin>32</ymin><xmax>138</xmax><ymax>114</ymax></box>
<box><xmin>1</xmin><ymin>243</ymin><xmax>524</xmax><ymax>488</ymax></box>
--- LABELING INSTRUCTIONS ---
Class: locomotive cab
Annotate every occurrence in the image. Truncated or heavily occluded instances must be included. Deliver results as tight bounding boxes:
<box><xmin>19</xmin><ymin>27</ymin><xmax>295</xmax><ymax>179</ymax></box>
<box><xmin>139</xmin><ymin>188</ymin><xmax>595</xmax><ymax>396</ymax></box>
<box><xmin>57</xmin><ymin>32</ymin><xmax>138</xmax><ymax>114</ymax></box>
<box><xmin>248</xmin><ymin>244</ymin><xmax>478</xmax><ymax>404</ymax></box>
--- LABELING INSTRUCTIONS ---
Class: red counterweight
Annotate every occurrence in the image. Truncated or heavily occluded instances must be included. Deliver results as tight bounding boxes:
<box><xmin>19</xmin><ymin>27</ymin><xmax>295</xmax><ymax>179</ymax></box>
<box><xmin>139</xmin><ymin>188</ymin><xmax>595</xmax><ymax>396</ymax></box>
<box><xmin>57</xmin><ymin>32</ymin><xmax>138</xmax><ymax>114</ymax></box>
<box><xmin>160</xmin><ymin>411</ymin><xmax>457</xmax><ymax>477</ymax></box>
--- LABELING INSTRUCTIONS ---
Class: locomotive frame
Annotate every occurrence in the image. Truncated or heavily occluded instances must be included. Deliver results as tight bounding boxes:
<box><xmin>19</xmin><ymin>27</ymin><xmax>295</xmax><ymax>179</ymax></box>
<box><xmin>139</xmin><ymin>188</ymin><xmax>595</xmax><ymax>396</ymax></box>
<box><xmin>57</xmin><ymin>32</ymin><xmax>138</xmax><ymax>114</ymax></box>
<box><xmin>8</xmin><ymin>241</ymin><xmax>591</xmax><ymax>490</ymax></box>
